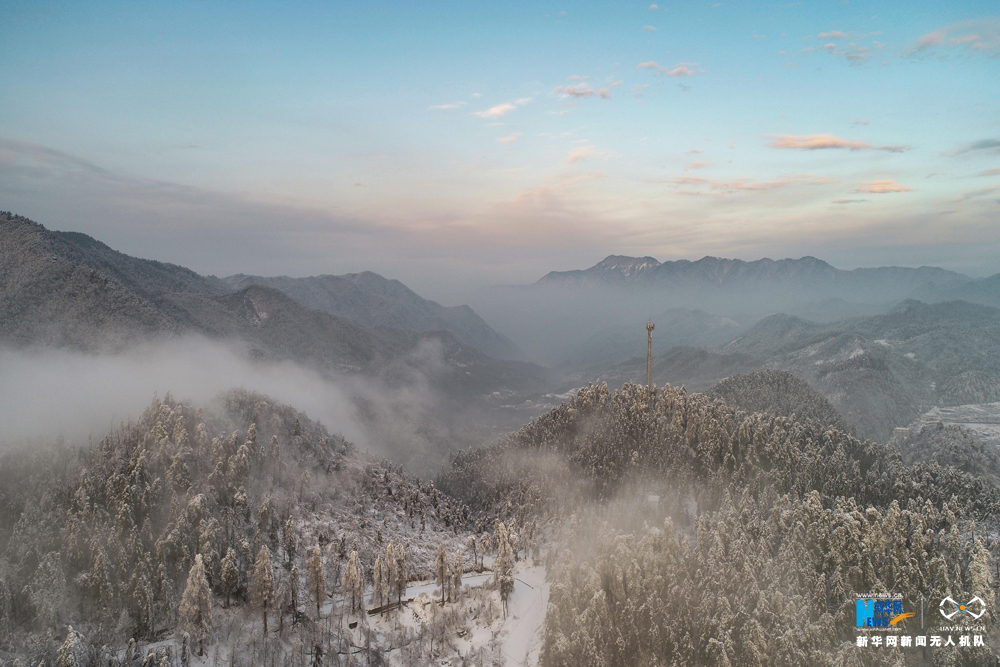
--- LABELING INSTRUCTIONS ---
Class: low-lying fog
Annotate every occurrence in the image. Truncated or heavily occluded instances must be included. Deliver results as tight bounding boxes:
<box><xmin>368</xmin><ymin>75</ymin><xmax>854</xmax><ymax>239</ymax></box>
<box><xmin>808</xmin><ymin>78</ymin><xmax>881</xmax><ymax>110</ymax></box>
<box><xmin>0</xmin><ymin>336</ymin><xmax>462</xmax><ymax>473</ymax></box>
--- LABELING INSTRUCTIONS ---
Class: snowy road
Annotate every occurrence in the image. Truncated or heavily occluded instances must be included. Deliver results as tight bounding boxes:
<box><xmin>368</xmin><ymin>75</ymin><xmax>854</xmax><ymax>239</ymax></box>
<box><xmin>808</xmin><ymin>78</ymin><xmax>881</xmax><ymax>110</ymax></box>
<box><xmin>370</xmin><ymin>573</ymin><xmax>493</xmax><ymax>605</ymax></box>
<box><xmin>500</xmin><ymin>566</ymin><xmax>549</xmax><ymax>667</ymax></box>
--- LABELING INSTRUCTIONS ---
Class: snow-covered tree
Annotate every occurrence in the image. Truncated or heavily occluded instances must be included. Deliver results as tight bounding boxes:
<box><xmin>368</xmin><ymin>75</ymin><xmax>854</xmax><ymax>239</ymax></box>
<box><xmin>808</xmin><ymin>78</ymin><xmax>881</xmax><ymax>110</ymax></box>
<box><xmin>385</xmin><ymin>543</ymin><xmax>398</xmax><ymax>609</ymax></box>
<box><xmin>494</xmin><ymin>523</ymin><xmax>514</xmax><ymax>617</ymax></box>
<box><xmin>478</xmin><ymin>532</ymin><xmax>492</xmax><ymax>571</ymax></box>
<box><xmin>394</xmin><ymin>543</ymin><xmax>408</xmax><ymax>604</ymax></box>
<box><xmin>250</xmin><ymin>545</ymin><xmax>275</xmax><ymax>634</ymax></box>
<box><xmin>435</xmin><ymin>543</ymin><xmax>449</xmax><ymax>605</ymax></box>
<box><xmin>220</xmin><ymin>547</ymin><xmax>239</xmax><ymax>608</ymax></box>
<box><xmin>451</xmin><ymin>550</ymin><xmax>463</xmax><ymax>601</ymax></box>
<box><xmin>343</xmin><ymin>550</ymin><xmax>364</xmax><ymax>613</ymax></box>
<box><xmin>372</xmin><ymin>555</ymin><xmax>386</xmax><ymax>611</ymax></box>
<box><xmin>466</xmin><ymin>535</ymin><xmax>477</xmax><ymax>573</ymax></box>
<box><xmin>56</xmin><ymin>625</ymin><xmax>89</xmax><ymax>667</ymax></box>
<box><xmin>282</xmin><ymin>516</ymin><xmax>298</xmax><ymax>571</ymax></box>
<box><xmin>178</xmin><ymin>554</ymin><xmax>212</xmax><ymax>656</ymax></box>
<box><xmin>306</xmin><ymin>544</ymin><xmax>326</xmax><ymax>618</ymax></box>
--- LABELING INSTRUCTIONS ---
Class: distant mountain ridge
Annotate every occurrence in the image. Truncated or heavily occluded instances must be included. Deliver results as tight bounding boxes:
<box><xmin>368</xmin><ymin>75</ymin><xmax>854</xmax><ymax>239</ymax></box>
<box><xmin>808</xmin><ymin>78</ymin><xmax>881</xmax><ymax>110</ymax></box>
<box><xmin>474</xmin><ymin>253</ymin><xmax>996</xmax><ymax>366</ymax></box>
<box><xmin>537</xmin><ymin>254</ymin><xmax>967</xmax><ymax>291</ymax></box>
<box><xmin>225</xmin><ymin>272</ymin><xmax>518</xmax><ymax>359</ymax></box>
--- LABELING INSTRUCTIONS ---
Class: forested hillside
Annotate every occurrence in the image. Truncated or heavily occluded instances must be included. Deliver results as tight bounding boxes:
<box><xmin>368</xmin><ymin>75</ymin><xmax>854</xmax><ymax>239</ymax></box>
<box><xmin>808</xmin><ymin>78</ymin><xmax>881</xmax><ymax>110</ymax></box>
<box><xmin>708</xmin><ymin>370</ymin><xmax>850</xmax><ymax>432</ymax></box>
<box><xmin>0</xmin><ymin>390</ymin><xmax>482</xmax><ymax>666</ymax></box>
<box><xmin>439</xmin><ymin>382</ymin><xmax>1000</xmax><ymax>666</ymax></box>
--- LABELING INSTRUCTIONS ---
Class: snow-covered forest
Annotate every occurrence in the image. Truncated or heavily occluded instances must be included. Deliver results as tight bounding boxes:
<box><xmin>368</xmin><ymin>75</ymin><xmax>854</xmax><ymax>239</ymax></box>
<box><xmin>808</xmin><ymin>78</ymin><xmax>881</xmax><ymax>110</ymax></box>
<box><xmin>0</xmin><ymin>390</ymin><xmax>544</xmax><ymax>666</ymax></box>
<box><xmin>440</xmin><ymin>381</ymin><xmax>1000</xmax><ymax>666</ymax></box>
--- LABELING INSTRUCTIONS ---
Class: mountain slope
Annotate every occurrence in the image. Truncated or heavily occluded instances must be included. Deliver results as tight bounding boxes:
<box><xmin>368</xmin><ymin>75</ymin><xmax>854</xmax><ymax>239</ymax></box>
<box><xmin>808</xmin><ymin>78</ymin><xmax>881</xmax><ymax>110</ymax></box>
<box><xmin>0</xmin><ymin>212</ymin><xmax>536</xmax><ymax>373</ymax></box>
<box><xmin>225</xmin><ymin>272</ymin><xmax>519</xmax><ymax>359</ymax></box>
<box><xmin>708</xmin><ymin>369</ymin><xmax>849</xmax><ymax>432</ymax></box>
<box><xmin>0</xmin><ymin>212</ymin><xmax>181</xmax><ymax>348</ymax></box>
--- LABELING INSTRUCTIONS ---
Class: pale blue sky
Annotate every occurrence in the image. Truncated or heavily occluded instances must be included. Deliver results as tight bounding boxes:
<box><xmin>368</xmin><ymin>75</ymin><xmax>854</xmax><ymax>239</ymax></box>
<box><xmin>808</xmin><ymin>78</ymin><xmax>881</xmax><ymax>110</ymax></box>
<box><xmin>1</xmin><ymin>1</ymin><xmax>998</xmax><ymax>301</ymax></box>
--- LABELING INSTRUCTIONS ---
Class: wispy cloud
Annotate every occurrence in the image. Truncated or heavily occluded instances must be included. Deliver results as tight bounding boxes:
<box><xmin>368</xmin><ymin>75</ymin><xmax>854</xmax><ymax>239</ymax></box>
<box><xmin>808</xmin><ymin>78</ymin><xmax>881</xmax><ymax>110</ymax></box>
<box><xmin>637</xmin><ymin>61</ymin><xmax>703</xmax><ymax>76</ymax></box>
<box><xmin>667</xmin><ymin>63</ymin><xmax>700</xmax><ymax>76</ymax></box>
<box><xmin>430</xmin><ymin>102</ymin><xmax>465</xmax><ymax>110</ymax></box>
<box><xmin>473</xmin><ymin>98</ymin><xmax>531</xmax><ymax>119</ymax></box>
<box><xmin>853</xmin><ymin>179</ymin><xmax>912</xmax><ymax>193</ymax></box>
<box><xmin>980</xmin><ymin>168</ymin><xmax>1000</xmax><ymax>176</ymax></box>
<box><xmin>833</xmin><ymin>198</ymin><xmax>868</xmax><ymax>204</ymax></box>
<box><xmin>496</xmin><ymin>132</ymin><xmax>522</xmax><ymax>144</ymax></box>
<box><xmin>852</xmin><ymin>119</ymin><xmax>870</xmax><ymax>126</ymax></box>
<box><xmin>768</xmin><ymin>134</ymin><xmax>906</xmax><ymax>152</ymax></box>
<box><xmin>474</xmin><ymin>103</ymin><xmax>516</xmax><ymax>119</ymax></box>
<box><xmin>566</xmin><ymin>146</ymin><xmax>595</xmax><ymax>164</ymax></box>
<box><xmin>556</xmin><ymin>84</ymin><xmax>596</xmax><ymax>98</ymax></box>
<box><xmin>685</xmin><ymin>161</ymin><xmax>711</xmax><ymax>170</ymax></box>
<box><xmin>950</xmin><ymin>138</ymin><xmax>1000</xmax><ymax>156</ymax></box>
<box><xmin>807</xmin><ymin>30</ymin><xmax>884</xmax><ymax>64</ymax></box>
<box><xmin>660</xmin><ymin>173</ymin><xmax>833</xmax><ymax>193</ymax></box>
<box><xmin>649</xmin><ymin>3</ymin><xmax>658</xmax><ymax>9</ymax></box>
<box><xmin>907</xmin><ymin>18</ymin><xmax>1000</xmax><ymax>57</ymax></box>
<box><xmin>686</xmin><ymin>148</ymin><xmax>704</xmax><ymax>154</ymax></box>
<box><xmin>556</xmin><ymin>82</ymin><xmax>619</xmax><ymax>100</ymax></box>
<box><xmin>644</xmin><ymin>25</ymin><xmax>657</xmax><ymax>32</ymax></box>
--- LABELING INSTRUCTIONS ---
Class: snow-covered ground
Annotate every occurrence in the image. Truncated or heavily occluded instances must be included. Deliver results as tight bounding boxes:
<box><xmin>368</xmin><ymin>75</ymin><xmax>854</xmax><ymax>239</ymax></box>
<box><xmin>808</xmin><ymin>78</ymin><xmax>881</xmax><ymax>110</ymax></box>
<box><xmin>499</xmin><ymin>566</ymin><xmax>549</xmax><ymax>667</ymax></box>
<box><xmin>919</xmin><ymin>402</ymin><xmax>1000</xmax><ymax>438</ymax></box>
<box><xmin>131</xmin><ymin>563</ymin><xmax>548</xmax><ymax>667</ymax></box>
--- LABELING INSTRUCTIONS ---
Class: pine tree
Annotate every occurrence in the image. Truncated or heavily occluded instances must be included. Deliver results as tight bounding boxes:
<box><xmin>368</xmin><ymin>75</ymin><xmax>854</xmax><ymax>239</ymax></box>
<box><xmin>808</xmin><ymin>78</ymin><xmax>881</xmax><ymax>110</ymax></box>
<box><xmin>372</xmin><ymin>555</ymin><xmax>386</xmax><ymax>612</ymax></box>
<box><xmin>220</xmin><ymin>547</ymin><xmax>239</xmax><ymax>608</ymax></box>
<box><xmin>435</xmin><ymin>543</ymin><xmax>449</xmax><ymax>606</ymax></box>
<box><xmin>385</xmin><ymin>543</ymin><xmax>398</xmax><ymax>610</ymax></box>
<box><xmin>466</xmin><ymin>536</ymin><xmax>477</xmax><ymax>573</ymax></box>
<box><xmin>56</xmin><ymin>625</ymin><xmax>88</xmax><ymax>667</ymax></box>
<box><xmin>451</xmin><ymin>550</ymin><xmax>464</xmax><ymax>602</ymax></box>
<box><xmin>307</xmin><ymin>544</ymin><xmax>326</xmax><ymax>618</ymax></box>
<box><xmin>282</xmin><ymin>516</ymin><xmax>297</xmax><ymax>571</ymax></box>
<box><xmin>395</xmin><ymin>543</ymin><xmax>408</xmax><ymax>605</ymax></box>
<box><xmin>343</xmin><ymin>550</ymin><xmax>364</xmax><ymax>613</ymax></box>
<box><xmin>494</xmin><ymin>523</ymin><xmax>514</xmax><ymax>617</ymax></box>
<box><xmin>250</xmin><ymin>545</ymin><xmax>275</xmax><ymax>634</ymax></box>
<box><xmin>478</xmin><ymin>532</ymin><xmax>492</xmax><ymax>571</ymax></box>
<box><xmin>178</xmin><ymin>554</ymin><xmax>213</xmax><ymax>656</ymax></box>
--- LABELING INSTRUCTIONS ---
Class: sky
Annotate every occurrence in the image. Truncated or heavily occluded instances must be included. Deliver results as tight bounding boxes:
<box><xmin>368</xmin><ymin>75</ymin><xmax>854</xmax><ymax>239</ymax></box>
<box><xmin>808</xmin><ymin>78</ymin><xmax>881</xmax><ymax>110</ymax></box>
<box><xmin>1</xmin><ymin>0</ymin><xmax>999</xmax><ymax>303</ymax></box>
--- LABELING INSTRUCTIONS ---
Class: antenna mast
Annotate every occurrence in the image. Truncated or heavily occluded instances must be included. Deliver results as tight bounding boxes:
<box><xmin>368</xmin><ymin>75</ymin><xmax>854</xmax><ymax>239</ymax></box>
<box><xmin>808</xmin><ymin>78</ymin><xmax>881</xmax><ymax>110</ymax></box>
<box><xmin>646</xmin><ymin>320</ymin><xmax>655</xmax><ymax>388</ymax></box>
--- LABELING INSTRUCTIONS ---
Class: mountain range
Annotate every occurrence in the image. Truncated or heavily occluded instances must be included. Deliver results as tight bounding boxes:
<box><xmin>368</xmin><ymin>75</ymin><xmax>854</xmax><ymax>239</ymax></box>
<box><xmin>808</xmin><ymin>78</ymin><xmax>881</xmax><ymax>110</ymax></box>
<box><xmin>537</xmin><ymin>254</ymin><xmax>967</xmax><ymax>295</ymax></box>
<box><xmin>0</xmin><ymin>212</ymin><xmax>543</xmax><ymax>396</ymax></box>
<box><xmin>472</xmin><ymin>253</ymin><xmax>1000</xmax><ymax>366</ymax></box>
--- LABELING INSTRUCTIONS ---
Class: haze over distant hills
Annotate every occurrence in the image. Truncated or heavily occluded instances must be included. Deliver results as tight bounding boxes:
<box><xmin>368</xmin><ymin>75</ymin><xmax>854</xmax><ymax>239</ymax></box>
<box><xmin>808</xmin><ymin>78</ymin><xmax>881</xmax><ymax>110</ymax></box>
<box><xmin>225</xmin><ymin>272</ymin><xmax>518</xmax><ymax>359</ymax></box>
<box><xmin>472</xmin><ymin>253</ymin><xmax>1000</xmax><ymax>367</ymax></box>
<box><xmin>536</xmin><ymin>254</ymin><xmax>965</xmax><ymax>292</ymax></box>
<box><xmin>571</xmin><ymin>299</ymin><xmax>1000</xmax><ymax>441</ymax></box>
